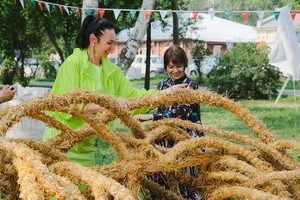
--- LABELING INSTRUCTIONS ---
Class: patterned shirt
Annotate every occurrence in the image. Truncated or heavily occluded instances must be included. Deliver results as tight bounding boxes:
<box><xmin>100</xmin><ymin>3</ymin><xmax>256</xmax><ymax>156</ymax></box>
<box><xmin>153</xmin><ymin>74</ymin><xmax>204</xmax><ymax>138</ymax></box>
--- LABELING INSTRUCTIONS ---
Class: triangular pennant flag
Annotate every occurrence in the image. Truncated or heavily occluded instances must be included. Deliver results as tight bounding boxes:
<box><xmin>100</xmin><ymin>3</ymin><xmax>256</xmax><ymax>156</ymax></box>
<box><xmin>76</xmin><ymin>8</ymin><xmax>81</xmax><ymax>16</ymax></box>
<box><xmin>160</xmin><ymin>10</ymin><xmax>168</xmax><ymax>20</ymax></box>
<box><xmin>38</xmin><ymin>2</ymin><xmax>43</xmax><ymax>12</ymax></box>
<box><xmin>274</xmin><ymin>11</ymin><xmax>280</xmax><ymax>21</ymax></box>
<box><xmin>241</xmin><ymin>11</ymin><xmax>248</xmax><ymax>22</ymax></box>
<box><xmin>84</xmin><ymin>9</ymin><xmax>94</xmax><ymax>16</ymax></box>
<box><xmin>14</xmin><ymin>0</ymin><xmax>16</xmax><ymax>4</ymax></box>
<box><xmin>256</xmin><ymin>11</ymin><xmax>265</xmax><ymax>21</ymax></box>
<box><xmin>45</xmin><ymin>3</ymin><xmax>50</xmax><ymax>13</ymax></box>
<box><xmin>31</xmin><ymin>0</ymin><xmax>36</xmax><ymax>9</ymax></box>
<box><xmin>130</xmin><ymin>10</ymin><xmax>136</xmax><ymax>19</ymax></box>
<box><xmin>58</xmin><ymin>5</ymin><xmax>63</xmax><ymax>14</ymax></box>
<box><xmin>98</xmin><ymin>9</ymin><xmax>105</xmax><ymax>18</ymax></box>
<box><xmin>290</xmin><ymin>10</ymin><xmax>297</xmax><ymax>20</ymax></box>
<box><xmin>224</xmin><ymin>11</ymin><xmax>231</xmax><ymax>19</ymax></box>
<box><xmin>64</xmin><ymin>6</ymin><xmax>69</xmax><ymax>15</ymax></box>
<box><xmin>52</xmin><ymin>5</ymin><xmax>57</xmax><ymax>13</ymax></box>
<box><xmin>144</xmin><ymin>10</ymin><xmax>152</xmax><ymax>20</ymax></box>
<box><xmin>113</xmin><ymin>9</ymin><xmax>121</xmax><ymax>20</ymax></box>
<box><xmin>192</xmin><ymin>11</ymin><xmax>199</xmax><ymax>22</ymax></box>
<box><xmin>208</xmin><ymin>8</ymin><xmax>215</xmax><ymax>20</ymax></box>
<box><xmin>19</xmin><ymin>0</ymin><xmax>24</xmax><ymax>9</ymax></box>
<box><xmin>176</xmin><ymin>11</ymin><xmax>183</xmax><ymax>19</ymax></box>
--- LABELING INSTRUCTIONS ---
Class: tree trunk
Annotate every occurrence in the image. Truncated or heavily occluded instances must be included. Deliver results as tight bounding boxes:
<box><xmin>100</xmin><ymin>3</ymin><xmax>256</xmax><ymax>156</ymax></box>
<box><xmin>144</xmin><ymin>20</ymin><xmax>151</xmax><ymax>90</ymax></box>
<box><xmin>117</xmin><ymin>0</ymin><xmax>156</xmax><ymax>74</ymax></box>
<box><xmin>171</xmin><ymin>0</ymin><xmax>179</xmax><ymax>45</ymax></box>
<box><xmin>82</xmin><ymin>0</ymin><xmax>99</xmax><ymax>22</ymax></box>
<box><xmin>43</xmin><ymin>21</ymin><xmax>65</xmax><ymax>62</ymax></box>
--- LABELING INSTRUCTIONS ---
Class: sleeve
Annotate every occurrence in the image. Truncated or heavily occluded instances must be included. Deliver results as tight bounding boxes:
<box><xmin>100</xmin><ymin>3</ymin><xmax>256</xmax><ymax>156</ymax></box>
<box><xmin>116</xmin><ymin>70</ymin><xmax>156</xmax><ymax>99</ymax></box>
<box><xmin>113</xmin><ymin>67</ymin><xmax>156</xmax><ymax>115</ymax></box>
<box><xmin>51</xmin><ymin>58</ymin><xmax>81</xmax><ymax>95</ymax></box>
<box><xmin>45</xmin><ymin>58</ymin><xmax>85</xmax><ymax>129</ymax></box>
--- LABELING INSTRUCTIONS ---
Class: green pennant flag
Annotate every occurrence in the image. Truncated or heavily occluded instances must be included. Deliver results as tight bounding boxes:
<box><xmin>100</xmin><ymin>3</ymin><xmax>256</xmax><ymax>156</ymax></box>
<box><xmin>224</xmin><ymin>11</ymin><xmax>231</xmax><ymax>19</ymax></box>
<box><xmin>84</xmin><ymin>9</ymin><xmax>94</xmax><ymax>16</ymax></box>
<box><xmin>130</xmin><ymin>11</ymin><xmax>136</xmax><ymax>19</ymax></box>
<box><xmin>176</xmin><ymin>11</ymin><xmax>183</xmax><ymax>19</ymax></box>
<box><xmin>274</xmin><ymin>11</ymin><xmax>280</xmax><ymax>21</ymax></box>
<box><xmin>52</xmin><ymin>4</ymin><xmax>57</xmax><ymax>13</ymax></box>
<box><xmin>31</xmin><ymin>0</ymin><xmax>36</xmax><ymax>9</ymax></box>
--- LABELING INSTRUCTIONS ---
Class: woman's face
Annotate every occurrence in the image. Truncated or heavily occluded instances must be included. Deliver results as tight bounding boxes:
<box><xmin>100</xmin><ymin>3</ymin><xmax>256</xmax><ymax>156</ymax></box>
<box><xmin>166</xmin><ymin>61</ymin><xmax>185</xmax><ymax>80</ymax></box>
<box><xmin>95</xmin><ymin>29</ymin><xmax>116</xmax><ymax>58</ymax></box>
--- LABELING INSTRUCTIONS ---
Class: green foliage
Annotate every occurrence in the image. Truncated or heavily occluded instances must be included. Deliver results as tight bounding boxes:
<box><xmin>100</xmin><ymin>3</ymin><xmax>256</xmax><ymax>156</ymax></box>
<box><xmin>0</xmin><ymin>59</ymin><xmax>15</xmax><ymax>85</ymax></box>
<box><xmin>207</xmin><ymin>43</ymin><xmax>282</xmax><ymax>100</ymax></box>
<box><xmin>190</xmin><ymin>40</ymin><xmax>212</xmax><ymax>84</ymax></box>
<box><xmin>41</xmin><ymin>61</ymin><xmax>57</xmax><ymax>79</ymax></box>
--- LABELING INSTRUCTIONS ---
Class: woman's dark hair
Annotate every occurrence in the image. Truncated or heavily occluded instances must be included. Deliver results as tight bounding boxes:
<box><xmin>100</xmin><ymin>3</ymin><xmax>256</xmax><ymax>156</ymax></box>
<box><xmin>163</xmin><ymin>45</ymin><xmax>188</xmax><ymax>70</ymax></box>
<box><xmin>75</xmin><ymin>15</ymin><xmax>115</xmax><ymax>49</ymax></box>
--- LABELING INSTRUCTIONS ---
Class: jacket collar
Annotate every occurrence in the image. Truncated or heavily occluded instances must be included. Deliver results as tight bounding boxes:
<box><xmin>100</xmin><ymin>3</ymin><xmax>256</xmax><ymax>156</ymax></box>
<box><xmin>73</xmin><ymin>48</ymin><xmax>115</xmax><ymax>78</ymax></box>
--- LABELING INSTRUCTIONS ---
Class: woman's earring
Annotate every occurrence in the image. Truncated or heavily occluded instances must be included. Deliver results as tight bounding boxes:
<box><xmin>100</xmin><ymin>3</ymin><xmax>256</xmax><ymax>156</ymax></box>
<box><xmin>92</xmin><ymin>43</ymin><xmax>95</xmax><ymax>47</ymax></box>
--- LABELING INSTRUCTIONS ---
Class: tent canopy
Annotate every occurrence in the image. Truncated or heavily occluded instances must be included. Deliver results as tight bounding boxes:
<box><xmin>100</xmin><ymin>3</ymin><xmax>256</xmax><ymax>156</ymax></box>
<box><xmin>117</xmin><ymin>13</ymin><xmax>257</xmax><ymax>44</ymax></box>
<box><xmin>269</xmin><ymin>6</ymin><xmax>300</xmax><ymax>81</ymax></box>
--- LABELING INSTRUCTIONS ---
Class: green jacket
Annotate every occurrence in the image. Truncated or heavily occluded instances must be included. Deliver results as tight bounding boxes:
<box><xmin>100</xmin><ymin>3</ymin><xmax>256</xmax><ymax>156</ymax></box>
<box><xmin>44</xmin><ymin>48</ymin><xmax>155</xmax><ymax>166</ymax></box>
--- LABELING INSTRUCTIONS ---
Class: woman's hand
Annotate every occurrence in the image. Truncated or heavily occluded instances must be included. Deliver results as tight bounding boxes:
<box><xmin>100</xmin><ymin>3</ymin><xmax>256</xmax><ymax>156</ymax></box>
<box><xmin>0</xmin><ymin>85</ymin><xmax>17</xmax><ymax>103</ymax></box>
<box><xmin>133</xmin><ymin>114</ymin><xmax>153</xmax><ymax>122</ymax></box>
<box><xmin>117</xmin><ymin>97</ymin><xmax>131</xmax><ymax>109</ymax></box>
<box><xmin>83</xmin><ymin>104</ymin><xmax>105</xmax><ymax>114</ymax></box>
<box><xmin>160</xmin><ymin>83</ymin><xmax>188</xmax><ymax>94</ymax></box>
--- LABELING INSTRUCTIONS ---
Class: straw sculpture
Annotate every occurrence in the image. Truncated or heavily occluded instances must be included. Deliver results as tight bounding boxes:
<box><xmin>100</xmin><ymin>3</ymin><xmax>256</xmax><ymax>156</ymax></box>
<box><xmin>0</xmin><ymin>88</ymin><xmax>300</xmax><ymax>199</ymax></box>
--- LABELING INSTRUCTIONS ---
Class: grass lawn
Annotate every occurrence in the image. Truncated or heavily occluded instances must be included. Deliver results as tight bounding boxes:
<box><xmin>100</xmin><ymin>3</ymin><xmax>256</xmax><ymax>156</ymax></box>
<box><xmin>201</xmin><ymin>95</ymin><xmax>300</xmax><ymax>142</ymax></box>
<box><xmin>200</xmin><ymin>95</ymin><xmax>300</xmax><ymax>161</ymax></box>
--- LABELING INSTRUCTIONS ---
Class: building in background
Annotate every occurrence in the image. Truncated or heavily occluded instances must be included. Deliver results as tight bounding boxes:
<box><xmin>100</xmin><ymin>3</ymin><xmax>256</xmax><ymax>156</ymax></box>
<box><xmin>255</xmin><ymin>12</ymin><xmax>300</xmax><ymax>47</ymax></box>
<box><xmin>111</xmin><ymin>13</ymin><xmax>256</xmax><ymax>61</ymax></box>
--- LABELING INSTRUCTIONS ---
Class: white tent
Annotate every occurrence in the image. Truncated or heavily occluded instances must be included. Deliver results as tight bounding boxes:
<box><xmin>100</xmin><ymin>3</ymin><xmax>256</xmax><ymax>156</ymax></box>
<box><xmin>269</xmin><ymin>6</ymin><xmax>300</xmax><ymax>81</ymax></box>
<box><xmin>269</xmin><ymin>6</ymin><xmax>300</xmax><ymax>107</ymax></box>
<box><xmin>117</xmin><ymin>13</ymin><xmax>256</xmax><ymax>43</ymax></box>
<box><xmin>184</xmin><ymin>13</ymin><xmax>256</xmax><ymax>43</ymax></box>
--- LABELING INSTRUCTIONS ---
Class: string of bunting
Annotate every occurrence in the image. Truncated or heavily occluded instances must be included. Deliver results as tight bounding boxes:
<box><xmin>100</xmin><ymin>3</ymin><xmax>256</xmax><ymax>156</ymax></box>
<box><xmin>11</xmin><ymin>0</ymin><xmax>300</xmax><ymax>22</ymax></box>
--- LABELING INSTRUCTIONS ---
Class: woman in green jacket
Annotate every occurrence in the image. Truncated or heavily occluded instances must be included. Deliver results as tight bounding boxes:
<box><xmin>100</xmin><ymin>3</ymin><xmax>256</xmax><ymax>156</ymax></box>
<box><xmin>43</xmin><ymin>15</ymin><xmax>156</xmax><ymax>167</ymax></box>
<box><xmin>44</xmin><ymin>15</ymin><xmax>187</xmax><ymax>167</ymax></box>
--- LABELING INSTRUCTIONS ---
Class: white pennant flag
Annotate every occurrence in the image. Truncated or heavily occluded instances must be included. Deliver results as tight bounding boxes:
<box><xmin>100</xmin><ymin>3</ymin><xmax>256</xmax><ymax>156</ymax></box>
<box><xmin>19</xmin><ymin>0</ymin><xmax>24</xmax><ymax>9</ymax></box>
<box><xmin>113</xmin><ymin>9</ymin><xmax>121</xmax><ymax>20</ymax></box>
<box><xmin>208</xmin><ymin>8</ymin><xmax>215</xmax><ymax>20</ymax></box>
<box><xmin>45</xmin><ymin>3</ymin><xmax>50</xmax><ymax>13</ymax></box>
<box><xmin>256</xmin><ymin>11</ymin><xmax>265</xmax><ymax>21</ymax></box>
<box><xmin>160</xmin><ymin>10</ymin><xmax>168</xmax><ymax>19</ymax></box>
<box><xmin>64</xmin><ymin>6</ymin><xmax>69</xmax><ymax>15</ymax></box>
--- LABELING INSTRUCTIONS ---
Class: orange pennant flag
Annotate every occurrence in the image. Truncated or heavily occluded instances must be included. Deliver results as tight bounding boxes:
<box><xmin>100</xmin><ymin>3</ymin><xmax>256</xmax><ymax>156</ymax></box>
<box><xmin>144</xmin><ymin>10</ymin><xmax>152</xmax><ymax>20</ymax></box>
<box><xmin>192</xmin><ymin>11</ymin><xmax>199</xmax><ymax>22</ymax></box>
<box><xmin>38</xmin><ymin>2</ymin><xmax>43</xmax><ymax>12</ymax></box>
<box><xmin>290</xmin><ymin>10</ymin><xmax>297</xmax><ymax>20</ymax></box>
<box><xmin>76</xmin><ymin>8</ymin><xmax>81</xmax><ymax>16</ymax></box>
<box><xmin>14</xmin><ymin>0</ymin><xmax>16</xmax><ymax>4</ymax></box>
<box><xmin>98</xmin><ymin>9</ymin><xmax>106</xmax><ymax>18</ymax></box>
<box><xmin>242</xmin><ymin>11</ymin><xmax>248</xmax><ymax>22</ymax></box>
<box><xmin>58</xmin><ymin>5</ymin><xmax>63</xmax><ymax>14</ymax></box>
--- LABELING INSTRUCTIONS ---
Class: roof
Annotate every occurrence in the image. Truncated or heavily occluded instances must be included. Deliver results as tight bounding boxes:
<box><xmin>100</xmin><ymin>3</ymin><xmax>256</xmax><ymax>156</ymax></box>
<box><xmin>117</xmin><ymin>13</ymin><xmax>257</xmax><ymax>43</ymax></box>
<box><xmin>255</xmin><ymin>9</ymin><xmax>300</xmax><ymax>30</ymax></box>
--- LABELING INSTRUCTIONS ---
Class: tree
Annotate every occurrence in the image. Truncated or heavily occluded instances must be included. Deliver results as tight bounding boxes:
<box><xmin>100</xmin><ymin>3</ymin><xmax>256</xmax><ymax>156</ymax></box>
<box><xmin>117</xmin><ymin>0</ymin><xmax>156</xmax><ymax>74</ymax></box>
<box><xmin>0</xmin><ymin>0</ymin><xmax>44</xmax><ymax>86</ymax></box>
<box><xmin>190</xmin><ymin>40</ymin><xmax>212</xmax><ymax>84</ymax></box>
<box><xmin>82</xmin><ymin>0</ymin><xmax>98</xmax><ymax>22</ymax></box>
<box><xmin>207</xmin><ymin>43</ymin><xmax>282</xmax><ymax>100</ymax></box>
